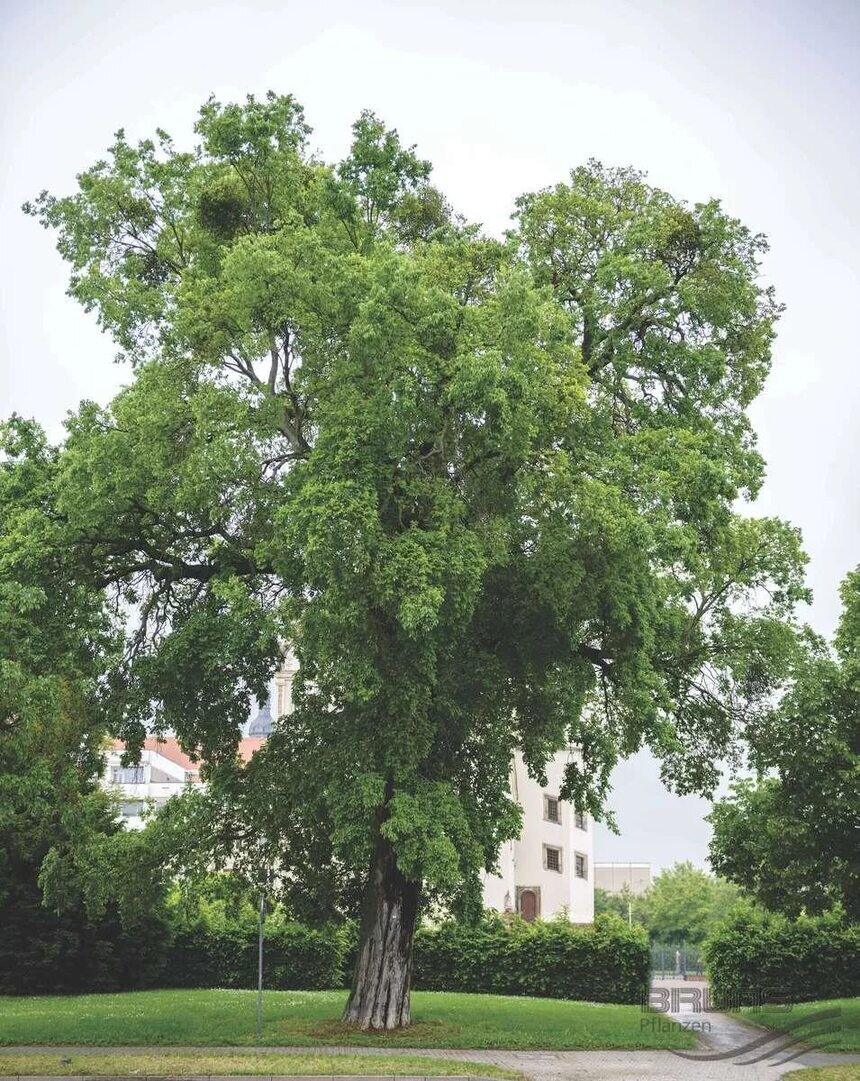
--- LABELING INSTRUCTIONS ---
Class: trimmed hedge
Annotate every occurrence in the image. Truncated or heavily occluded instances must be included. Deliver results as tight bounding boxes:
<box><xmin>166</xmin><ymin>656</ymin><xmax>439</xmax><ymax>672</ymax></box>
<box><xmin>0</xmin><ymin>880</ymin><xmax>169</xmax><ymax>995</ymax></box>
<box><xmin>160</xmin><ymin>922</ymin><xmax>345</xmax><ymax>990</ymax></box>
<box><xmin>704</xmin><ymin>908</ymin><xmax>860</xmax><ymax>1005</ymax></box>
<box><xmin>1</xmin><ymin>896</ymin><xmax>650</xmax><ymax>1001</ymax></box>
<box><xmin>413</xmin><ymin>913</ymin><xmax>650</xmax><ymax>1004</ymax></box>
<box><xmin>157</xmin><ymin>912</ymin><xmax>650</xmax><ymax>1002</ymax></box>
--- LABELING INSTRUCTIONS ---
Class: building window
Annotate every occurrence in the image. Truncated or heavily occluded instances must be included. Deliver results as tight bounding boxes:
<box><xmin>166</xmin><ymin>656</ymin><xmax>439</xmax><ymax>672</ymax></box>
<box><xmin>574</xmin><ymin>809</ymin><xmax>587</xmax><ymax>830</ymax></box>
<box><xmin>111</xmin><ymin>765</ymin><xmax>145</xmax><ymax>784</ymax></box>
<box><xmin>543</xmin><ymin>844</ymin><xmax>563</xmax><ymax>873</ymax></box>
<box><xmin>544</xmin><ymin>794</ymin><xmax>561</xmax><ymax>823</ymax></box>
<box><xmin>575</xmin><ymin>852</ymin><xmax>588</xmax><ymax>879</ymax></box>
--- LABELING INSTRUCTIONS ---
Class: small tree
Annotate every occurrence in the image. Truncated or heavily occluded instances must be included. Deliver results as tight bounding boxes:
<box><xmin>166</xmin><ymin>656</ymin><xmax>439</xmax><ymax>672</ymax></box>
<box><xmin>636</xmin><ymin>861</ymin><xmax>742</xmax><ymax>945</ymax></box>
<box><xmin>709</xmin><ymin>570</ymin><xmax>860</xmax><ymax>919</ymax></box>
<box><xmin>17</xmin><ymin>94</ymin><xmax>808</xmax><ymax>1026</ymax></box>
<box><xmin>594</xmin><ymin>885</ymin><xmax>642</xmax><ymax>923</ymax></box>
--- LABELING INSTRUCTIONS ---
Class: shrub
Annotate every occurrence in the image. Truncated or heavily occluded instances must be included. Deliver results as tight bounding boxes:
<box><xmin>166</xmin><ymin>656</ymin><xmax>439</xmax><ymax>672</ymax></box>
<box><xmin>0</xmin><ymin>880</ymin><xmax>169</xmax><ymax>995</ymax></box>
<box><xmin>161</xmin><ymin>921</ymin><xmax>344</xmax><ymax>990</ymax></box>
<box><xmin>1</xmin><ymin>886</ymin><xmax>649</xmax><ymax>1000</ymax></box>
<box><xmin>704</xmin><ymin>908</ymin><xmax>860</xmax><ymax>1005</ymax></box>
<box><xmin>413</xmin><ymin>912</ymin><xmax>650</xmax><ymax>1004</ymax></box>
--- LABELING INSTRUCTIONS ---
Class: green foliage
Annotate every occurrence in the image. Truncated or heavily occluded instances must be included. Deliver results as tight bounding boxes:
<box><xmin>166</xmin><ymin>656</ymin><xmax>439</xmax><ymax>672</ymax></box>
<box><xmin>413</xmin><ymin>913</ymin><xmax>650</xmax><ymax>1004</ymax></box>
<box><xmin>709</xmin><ymin>572</ymin><xmax>860</xmax><ymax>919</ymax></box>
<box><xmin>0</xmin><ymin>418</ymin><xmax>170</xmax><ymax>994</ymax></box>
<box><xmin>164</xmin><ymin>923</ymin><xmax>344</xmax><ymax>991</ymax></box>
<box><xmin>0</xmin><ymin>881</ymin><xmax>168</xmax><ymax>995</ymax></box>
<box><xmin>593</xmin><ymin>886</ymin><xmax>636</xmax><ymax>920</ymax></box>
<box><xmin>18</xmin><ymin>94</ymin><xmax>809</xmax><ymax>942</ymax></box>
<box><xmin>155</xmin><ymin>882</ymin><xmax>348</xmax><ymax>990</ymax></box>
<box><xmin>593</xmin><ymin>863</ymin><xmax>744</xmax><ymax>946</ymax></box>
<box><xmin>636</xmin><ymin>861</ymin><xmax>743</xmax><ymax>944</ymax></box>
<box><xmin>704</xmin><ymin>908</ymin><xmax>860</xmax><ymax>1005</ymax></box>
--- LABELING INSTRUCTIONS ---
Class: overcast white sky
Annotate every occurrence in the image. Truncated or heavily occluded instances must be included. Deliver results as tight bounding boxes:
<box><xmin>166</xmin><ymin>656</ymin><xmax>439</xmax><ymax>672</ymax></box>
<box><xmin>2</xmin><ymin>0</ymin><xmax>858</xmax><ymax>872</ymax></box>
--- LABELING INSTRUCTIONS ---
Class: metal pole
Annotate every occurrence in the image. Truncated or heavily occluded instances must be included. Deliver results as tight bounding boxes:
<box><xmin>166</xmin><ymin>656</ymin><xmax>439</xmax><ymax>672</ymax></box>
<box><xmin>257</xmin><ymin>894</ymin><xmax>266</xmax><ymax>1040</ymax></box>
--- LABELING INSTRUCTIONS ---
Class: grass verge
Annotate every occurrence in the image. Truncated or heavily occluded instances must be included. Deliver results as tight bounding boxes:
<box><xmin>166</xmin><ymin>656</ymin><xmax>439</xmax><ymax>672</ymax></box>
<box><xmin>0</xmin><ymin>989</ymin><xmax>694</xmax><ymax>1051</ymax></box>
<box><xmin>0</xmin><ymin>1052</ymin><xmax>519</xmax><ymax>1078</ymax></box>
<box><xmin>781</xmin><ymin>1068</ymin><xmax>860</xmax><ymax>1081</ymax></box>
<box><xmin>737</xmin><ymin>999</ymin><xmax>860</xmax><ymax>1053</ymax></box>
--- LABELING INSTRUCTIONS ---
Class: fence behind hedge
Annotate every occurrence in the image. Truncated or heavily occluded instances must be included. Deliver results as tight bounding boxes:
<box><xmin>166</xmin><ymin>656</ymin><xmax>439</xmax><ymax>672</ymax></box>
<box><xmin>704</xmin><ymin>908</ymin><xmax>860</xmax><ymax>1005</ymax></box>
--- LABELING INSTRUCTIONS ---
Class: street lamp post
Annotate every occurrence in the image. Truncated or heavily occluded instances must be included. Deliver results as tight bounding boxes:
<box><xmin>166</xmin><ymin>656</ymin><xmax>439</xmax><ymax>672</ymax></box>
<box><xmin>257</xmin><ymin>894</ymin><xmax>267</xmax><ymax>1040</ymax></box>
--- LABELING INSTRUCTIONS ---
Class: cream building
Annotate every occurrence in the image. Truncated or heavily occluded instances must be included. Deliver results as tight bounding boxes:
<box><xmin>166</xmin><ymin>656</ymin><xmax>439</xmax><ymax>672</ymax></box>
<box><xmin>106</xmin><ymin>651</ymin><xmax>595</xmax><ymax>924</ymax></box>
<box><xmin>481</xmin><ymin>750</ymin><xmax>594</xmax><ymax>924</ymax></box>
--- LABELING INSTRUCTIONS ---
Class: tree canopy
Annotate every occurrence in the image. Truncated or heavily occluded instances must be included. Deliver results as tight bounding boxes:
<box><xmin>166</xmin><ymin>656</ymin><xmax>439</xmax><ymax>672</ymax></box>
<box><xmin>16</xmin><ymin>92</ymin><xmax>808</xmax><ymax>1025</ymax></box>
<box><xmin>637</xmin><ymin>861</ymin><xmax>743</xmax><ymax>945</ymax></box>
<box><xmin>593</xmin><ymin>861</ymin><xmax>743</xmax><ymax>945</ymax></box>
<box><xmin>0</xmin><ymin>419</ymin><xmax>168</xmax><ymax>991</ymax></box>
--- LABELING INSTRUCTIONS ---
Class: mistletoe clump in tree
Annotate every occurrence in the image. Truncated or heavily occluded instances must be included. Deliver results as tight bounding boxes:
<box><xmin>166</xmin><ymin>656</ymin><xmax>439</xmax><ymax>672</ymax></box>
<box><xmin>20</xmin><ymin>93</ymin><xmax>807</xmax><ymax>1027</ymax></box>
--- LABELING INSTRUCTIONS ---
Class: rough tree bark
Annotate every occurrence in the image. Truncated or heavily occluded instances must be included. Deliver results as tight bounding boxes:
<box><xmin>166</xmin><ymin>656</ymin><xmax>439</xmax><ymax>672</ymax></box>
<box><xmin>342</xmin><ymin>830</ymin><xmax>420</xmax><ymax>1030</ymax></box>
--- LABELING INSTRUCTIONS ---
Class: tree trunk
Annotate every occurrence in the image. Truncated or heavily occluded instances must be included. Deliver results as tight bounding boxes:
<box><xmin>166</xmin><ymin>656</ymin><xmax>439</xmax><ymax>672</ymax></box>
<box><xmin>342</xmin><ymin>831</ymin><xmax>420</xmax><ymax>1030</ymax></box>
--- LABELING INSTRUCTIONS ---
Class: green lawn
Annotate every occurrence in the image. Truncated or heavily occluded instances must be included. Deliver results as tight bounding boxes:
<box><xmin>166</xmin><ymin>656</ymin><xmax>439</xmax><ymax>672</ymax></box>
<box><xmin>738</xmin><ymin>998</ymin><xmax>860</xmax><ymax>1052</ymax></box>
<box><xmin>0</xmin><ymin>989</ymin><xmax>694</xmax><ymax>1051</ymax></box>
<box><xmin>783</xmin><ymin>1069</ymin><xmax>860</xmax><ymax>1081</ymax></box>
<box><xmin>0</xmin><ymin>1052</ymin><xmax>519</xmax><ymax>1078</ymax></box>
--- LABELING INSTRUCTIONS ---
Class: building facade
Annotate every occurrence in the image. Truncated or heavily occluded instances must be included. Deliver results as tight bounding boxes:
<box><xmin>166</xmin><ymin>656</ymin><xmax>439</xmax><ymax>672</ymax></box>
<box><xmin>594</xmin><ymin>861</ymin><xmax>652</xmax><ymax>895</ymax></box>
<box><xmin>104</xmin><ymin>735</ymin><xmax>265</xmax><ymax>830</ymax></box>
<box><xmin>481</xmin><ymin>750</ymin><xmax>594</xmax><ymax>923</ymax></box>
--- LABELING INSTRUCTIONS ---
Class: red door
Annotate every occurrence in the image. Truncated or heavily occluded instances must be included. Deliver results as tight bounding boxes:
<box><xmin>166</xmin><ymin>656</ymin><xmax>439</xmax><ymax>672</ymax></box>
<box><xmin>520</xmin><ymin>889</ymin><xmax>537</xmax><ymax>922</ymax></box>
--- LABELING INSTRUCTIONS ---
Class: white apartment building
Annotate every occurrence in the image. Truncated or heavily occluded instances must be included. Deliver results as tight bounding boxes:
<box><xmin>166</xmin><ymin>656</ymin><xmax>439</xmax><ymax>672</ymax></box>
<box><xmin>481</xmin><ymin>750</ymin><xmax>595</xmax><ymax>924</ymax></box>
<box><xmin>105</xmin><ymin>651</ymin><xmax>594</xmax><ymax>923</ymax></box>
<box><xmin>104</xmin><ymin>652</ymin><xmax>302</xmax><ymax>827</ymax></box>
<box><xmin>104</xmin><ymin>734</ymin><xmax>266</xmax><ymax>829</ymax></box>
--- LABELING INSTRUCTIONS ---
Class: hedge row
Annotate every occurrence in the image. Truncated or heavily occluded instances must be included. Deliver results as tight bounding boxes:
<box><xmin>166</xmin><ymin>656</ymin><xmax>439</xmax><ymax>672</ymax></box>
<box><xmin>1</xmin><ymin>904</ymin><xmax>650</xmax><ymax>1002</ymax></box>
<box><xmin>159</xmin><ymin>923</ymin><xmax>346</xmax><ymax>990</ymax></box>
<box><xmin>414</xmin><ymin>914</ymin><xmax>650</xmax><ymax>1004</ymax></box>
<box><xmin>0</xmin><ymin>881</ymin><xmax>169</xmax><ymax>995</ymax></box>
<box><xmin>158</xmin><ymin>913</ymin><xmax>649</xmax><ymax>1004</ymax></box>
<box><xmin>704</xmin><ymin>909</ymin><xmax>860</xmax><ymax>1005</ymax></box>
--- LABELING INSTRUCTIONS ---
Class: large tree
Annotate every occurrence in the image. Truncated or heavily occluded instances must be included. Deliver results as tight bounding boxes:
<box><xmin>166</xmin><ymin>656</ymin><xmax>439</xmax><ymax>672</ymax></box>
<box><xmin>709</xmin><ymin>569</ymin><xmax>860</xmax><ymax>919</ymax></box>
<box><xmin>19</xmin><ymin>93</ymin><xmax>807</xmax><ymax>1027</ymax></box>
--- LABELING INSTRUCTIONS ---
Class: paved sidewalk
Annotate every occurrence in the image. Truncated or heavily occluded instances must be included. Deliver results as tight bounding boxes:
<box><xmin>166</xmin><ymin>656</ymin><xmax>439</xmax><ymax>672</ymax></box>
<box><xmin>2</xmin><ymin>1044</ymin><xmax>859</xmax><ymax>1080</ymax></box>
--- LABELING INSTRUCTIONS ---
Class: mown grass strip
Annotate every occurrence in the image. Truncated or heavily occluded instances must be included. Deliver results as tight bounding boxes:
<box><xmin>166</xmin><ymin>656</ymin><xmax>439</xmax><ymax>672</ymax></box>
<box><xmin>0</xmin><ymin>1053</ymin><xmax>520</xmax><ymax>1078</ymax></box>
<box><xmin>0</xmin><ymin>990</ymin><xmax>694</xmax><ymax>1051</ymax></box>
